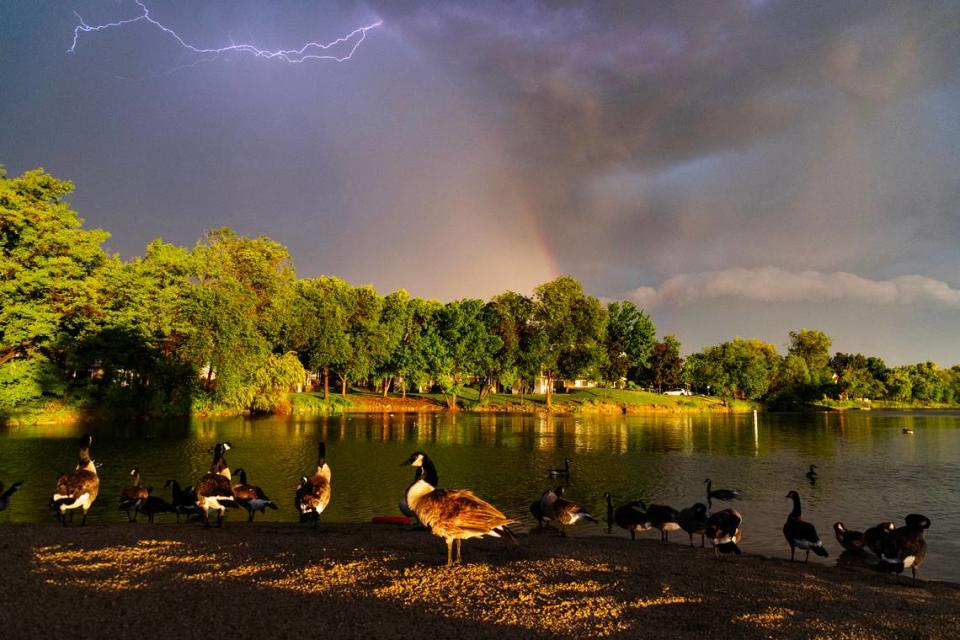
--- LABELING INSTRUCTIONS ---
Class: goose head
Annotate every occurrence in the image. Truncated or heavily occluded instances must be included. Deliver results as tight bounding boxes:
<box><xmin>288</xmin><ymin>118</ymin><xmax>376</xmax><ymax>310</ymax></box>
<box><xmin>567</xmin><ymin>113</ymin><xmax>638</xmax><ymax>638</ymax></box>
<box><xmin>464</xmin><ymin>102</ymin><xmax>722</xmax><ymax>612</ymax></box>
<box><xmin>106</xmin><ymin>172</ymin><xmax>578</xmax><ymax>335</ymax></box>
<box><xmin>403</xmin><ymin>451</ymin><xmax>428</xmax><ymax>468</ymax></box>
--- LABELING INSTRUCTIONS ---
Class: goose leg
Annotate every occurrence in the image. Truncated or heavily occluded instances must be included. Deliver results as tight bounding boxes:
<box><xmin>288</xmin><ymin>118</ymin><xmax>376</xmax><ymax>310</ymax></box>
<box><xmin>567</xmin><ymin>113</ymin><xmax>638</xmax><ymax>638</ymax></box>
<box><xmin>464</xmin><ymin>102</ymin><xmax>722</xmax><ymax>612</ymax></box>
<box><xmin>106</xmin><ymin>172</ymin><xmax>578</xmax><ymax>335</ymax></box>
<box><xmin>805</xmin><ymin>549</ymin><xmax>810</xmax><ymax>563</ymax></box>
<box><xmin>688</xmin><ymin>534</ymin><xmax>694</xmax><ymax>547</ymax></box>
<box><xmin>455</xmin><ymin>539</ymin><xmax>462</xmax><ymax>563</ymax></box>
<box><xmin>630</xmin><ymin>529</ymin><xmax>636</xmax><ymax>541</ymax></box>
<box><xmin>446</xmin><ymin>539</ymin><xmax>453</xmax><ymax>566</ymax></box>
<box><xmin>81</xmin><ymin>510</ymin><xmax>88</xmax><ymax>526</ymax></box>
<box><xmin>790</xmin><ymin>546</ymin><xmax>795</xmax><ymax>562</ymax></box>
<box><xmin>701</xmin><ymin>534</ymin><xmax>705</xmax><ymax>548</ymax></box>
<box><xmin>59</xmin><ymin>511</ymin><xmax>68</xmax><ymax>527</ymax></box>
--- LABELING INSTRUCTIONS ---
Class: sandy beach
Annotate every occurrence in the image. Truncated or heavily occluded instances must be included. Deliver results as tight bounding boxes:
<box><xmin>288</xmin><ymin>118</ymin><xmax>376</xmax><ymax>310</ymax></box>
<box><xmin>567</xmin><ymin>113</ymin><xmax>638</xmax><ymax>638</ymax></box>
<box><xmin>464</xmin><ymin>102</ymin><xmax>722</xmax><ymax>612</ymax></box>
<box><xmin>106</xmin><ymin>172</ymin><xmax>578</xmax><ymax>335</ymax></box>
<box><xmin>0</xmin><ymin>522</ymin><xmax>956</xmax><ymax>639</ymax></box>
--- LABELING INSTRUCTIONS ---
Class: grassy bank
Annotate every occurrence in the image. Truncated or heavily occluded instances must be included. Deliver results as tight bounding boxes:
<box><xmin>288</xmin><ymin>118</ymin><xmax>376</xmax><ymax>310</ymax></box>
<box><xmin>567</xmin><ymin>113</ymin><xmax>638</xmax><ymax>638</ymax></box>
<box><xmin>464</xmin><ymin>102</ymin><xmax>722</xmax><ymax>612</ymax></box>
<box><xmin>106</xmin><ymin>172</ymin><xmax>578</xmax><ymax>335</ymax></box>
<box><xmin>811</xmin><ymin>398</ymin><xmax>960</xmax><ymax>411</ymax></box>
<box><xmin>0</xmin><ymin>523</ymin><xmax>956</xmax><ymax>639</ymax></box>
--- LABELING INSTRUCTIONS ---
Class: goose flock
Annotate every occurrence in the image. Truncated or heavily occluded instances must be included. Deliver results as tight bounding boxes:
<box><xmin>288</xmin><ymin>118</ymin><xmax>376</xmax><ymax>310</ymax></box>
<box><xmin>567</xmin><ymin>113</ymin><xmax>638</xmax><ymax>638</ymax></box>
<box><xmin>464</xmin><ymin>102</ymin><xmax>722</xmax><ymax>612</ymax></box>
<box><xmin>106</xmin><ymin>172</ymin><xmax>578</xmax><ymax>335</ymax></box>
<box><xmin>0</xmin><ymin>434</ymin><xmax>934</xmax><ymax>579</ymax></box>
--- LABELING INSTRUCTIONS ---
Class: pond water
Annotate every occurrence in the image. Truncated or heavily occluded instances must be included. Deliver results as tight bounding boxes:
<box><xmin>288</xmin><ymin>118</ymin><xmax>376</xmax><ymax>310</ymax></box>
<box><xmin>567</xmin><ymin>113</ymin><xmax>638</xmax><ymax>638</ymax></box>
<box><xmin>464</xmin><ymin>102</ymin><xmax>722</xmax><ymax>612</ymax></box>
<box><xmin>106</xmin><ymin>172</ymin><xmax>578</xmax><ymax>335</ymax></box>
<box><xmin>1</xmin><ymin>410</ymin><xmax>957</xmax><ymax>581</ymax></box>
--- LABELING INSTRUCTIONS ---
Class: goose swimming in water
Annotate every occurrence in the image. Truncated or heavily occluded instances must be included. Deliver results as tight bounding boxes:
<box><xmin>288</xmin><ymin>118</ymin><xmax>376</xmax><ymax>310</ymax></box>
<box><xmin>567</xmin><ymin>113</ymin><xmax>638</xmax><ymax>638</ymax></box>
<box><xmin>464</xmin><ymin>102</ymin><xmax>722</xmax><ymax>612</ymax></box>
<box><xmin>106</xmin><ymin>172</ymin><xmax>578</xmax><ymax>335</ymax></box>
<box><xmin>704</xmin><ymin>479</ymin><xmax>741</xmax><ymax>504</ymax></box>
<box><xmin>404</xmin><ymin>451</ymin><xmax>516</xmax><ymax>566</ymax></box>
<box><xmin>806</xmin><ymin>465</ymin><xmax>818</xmax><ymax>482</ymax></box>
<box><xmin>783</xmin><ymin>490</ymin><xmax>828</xmax><ymax>562</ymax></box>
<box><xmin>548</xmin><ymin>458</ymin><xmax>572</xmax><ymax>478</ymax></box>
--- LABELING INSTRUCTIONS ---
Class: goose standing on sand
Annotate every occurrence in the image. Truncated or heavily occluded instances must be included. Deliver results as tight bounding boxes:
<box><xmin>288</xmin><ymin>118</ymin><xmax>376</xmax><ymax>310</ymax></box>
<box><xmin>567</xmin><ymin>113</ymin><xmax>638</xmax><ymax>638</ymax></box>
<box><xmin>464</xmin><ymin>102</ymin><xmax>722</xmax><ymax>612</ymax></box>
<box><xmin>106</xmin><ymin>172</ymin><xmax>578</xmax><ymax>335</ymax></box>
<box><xmin>530</xmin><ymin>489</ymin><xmax>547</xmax><ymax>528</ymax></box>
<box><xmin>548</xmin><ymin>458</ymin><xmax>572</xmax><ymax>478</ymax></box>
<box><xmin>864</xmin><ymin>521</ymin><xmax>896</xmax><ymax>557</ymax></box>
<box><xmin>165</xmin><ymin>479</ymin><xmax>198</xmax><ymax>523</ymax></box>
<box><xmin>705</xmin><ymin>508</ymin><xmax>743</xmax><ymax>557</ymax></box>
<box><xmin>194</xmin><ymin>442</ymin><xmax>238</xmax><ymax>527</ymax></box>
<box><xmin>833</xmin><ymin>522</ymin><xmax>866</xmax><ymax>553</ymax></box>
<box><xmin>404</xmin><ymin>451</ymin><xmax>516</xmax><ymax>566</ymax></box>
<box><xmin>540</xmin><ymin>486</ymin><xmax>598</xmax><ymax>537</ymax></box>
<box><xmin>644</xmin><ymin>504</ymin><xmax>681</xmax><ymax>543</ymax></box>
<box><xmin>609</xmin><ymin>497</ymin><xmax>651</xmax><ymax>540</ymax></box>
<box><xmin>878</xmin><ymin>514</ymin><xmax>931</xmax><ymax>582</ymax></box>
<box><xmin>119</xmin><ymin>468</ymin><xmax>151</xmax><ymax>522</ymax></box>
<box><xmin>137</xmin><ymin>495</ymin><xmax>175</xmax><ymax>524</ymax></box>
<box><xmin>678</xmin><ymin>502</ymin><xmax>709</xmax><ymax>547</ymax></box>
<box><xmin>705</xmin><ymin>479</ymin><xmax>741</xmax><ymax>505</ymax></box>
<box><xmin>296</xmin><ymin>442</ymin><xmax>331</xmax><ymax>527</ymax></box>
<box><xmin>232</xmin><ymin>468</ymin><xmax>278</xmax><ymax>522</ymax></box>
<box><xmin>783</xmin><ymin>490</ymin><xmax>828</xmax><ymax>562</ymax></box>
<box><xmin>50</xmin><ymin>435</ymin><xmax>100</xmax><ymax>526</ymax></box>
<box><xmin>806</xmin><ymin>465</ymin><xmax>818</xmax><ymax>482</ymax></box>
<box><xmin>0</xmin><ymin>481</ymin><xmax>23</xmax><ymax>512</ymax></box>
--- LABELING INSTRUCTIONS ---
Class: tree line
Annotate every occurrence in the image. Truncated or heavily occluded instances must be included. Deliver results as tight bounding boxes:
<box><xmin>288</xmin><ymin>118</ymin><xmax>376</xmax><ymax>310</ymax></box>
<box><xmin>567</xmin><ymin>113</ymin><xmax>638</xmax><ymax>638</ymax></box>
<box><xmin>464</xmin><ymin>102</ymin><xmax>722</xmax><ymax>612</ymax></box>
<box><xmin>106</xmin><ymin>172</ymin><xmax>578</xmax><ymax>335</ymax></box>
<box><xmin>2</xmin><ymin>167</ymin><xmax>958</xmax><ymax>417</ymax></box>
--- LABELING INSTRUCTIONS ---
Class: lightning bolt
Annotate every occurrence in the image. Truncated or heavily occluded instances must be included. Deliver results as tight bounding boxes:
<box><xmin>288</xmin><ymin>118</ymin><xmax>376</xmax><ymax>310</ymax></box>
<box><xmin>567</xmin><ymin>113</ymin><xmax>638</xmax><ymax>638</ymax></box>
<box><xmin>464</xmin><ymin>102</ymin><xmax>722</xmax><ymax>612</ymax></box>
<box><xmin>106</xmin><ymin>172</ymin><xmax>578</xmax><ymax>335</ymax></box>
<box><xmin>68</xmin><ymin>0</ymin><xmax>383</xmax><ymax>64</ymax></box>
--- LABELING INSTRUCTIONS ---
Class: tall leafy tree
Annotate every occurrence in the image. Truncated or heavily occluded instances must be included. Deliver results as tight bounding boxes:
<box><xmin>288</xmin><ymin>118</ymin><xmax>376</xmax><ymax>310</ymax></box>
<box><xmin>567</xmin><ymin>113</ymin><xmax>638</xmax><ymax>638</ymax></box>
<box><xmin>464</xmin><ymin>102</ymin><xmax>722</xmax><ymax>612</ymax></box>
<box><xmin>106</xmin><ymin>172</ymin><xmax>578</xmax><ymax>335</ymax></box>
<box><xmin>0</xmin><ymin>168</ymin><xmax>108</xmax><ymax>413</ymax></box>
<box><xmin>435</xmin><ymin>299</ymin><xmax>501</xmax><ymax>409</ymax></box>
<box><xmin>288</xmin><ymin>276</ymin><xmax>352</xmax><ymax>400</ymax></box>
<box><xmin>603</xmin><ymin>301</ymin><xmax>657</xmax><ymax>386</ymax></box>
<box><xmin>532</xmin><ymin>277</ymin><xmax>606</xmax><ymax>407</ymax></box>
<box><xmin>646</xmin><ymin>335</ymin><xmax>683</xmax><ymax>392</ymax></box>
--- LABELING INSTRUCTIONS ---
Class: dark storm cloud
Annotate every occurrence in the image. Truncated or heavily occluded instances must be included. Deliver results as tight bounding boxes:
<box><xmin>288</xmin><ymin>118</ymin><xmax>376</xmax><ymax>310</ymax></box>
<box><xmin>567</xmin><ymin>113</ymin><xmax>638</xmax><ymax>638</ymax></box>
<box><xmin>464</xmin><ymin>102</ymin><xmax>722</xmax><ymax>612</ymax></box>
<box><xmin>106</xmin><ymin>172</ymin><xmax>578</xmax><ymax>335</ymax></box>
<box><xmin>378</xmin><ymin>0</ymin><xmax>960</xmax><ymax>290</ymax></box>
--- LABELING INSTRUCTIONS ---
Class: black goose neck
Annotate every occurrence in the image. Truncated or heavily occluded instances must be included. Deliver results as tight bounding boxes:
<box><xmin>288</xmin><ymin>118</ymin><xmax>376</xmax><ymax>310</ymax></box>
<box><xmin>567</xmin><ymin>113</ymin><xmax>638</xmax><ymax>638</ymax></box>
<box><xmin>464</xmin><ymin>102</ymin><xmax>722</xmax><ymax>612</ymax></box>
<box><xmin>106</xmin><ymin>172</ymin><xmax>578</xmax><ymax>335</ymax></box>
<box><xmin>421</xmin><ymin>457</ymin><xmax>439</xmax><ymax>486</ymax></box>
<box><xmin>790</xmin><ymin>494</ymin><xmax>802</xmax><ymax>518</ymax></box>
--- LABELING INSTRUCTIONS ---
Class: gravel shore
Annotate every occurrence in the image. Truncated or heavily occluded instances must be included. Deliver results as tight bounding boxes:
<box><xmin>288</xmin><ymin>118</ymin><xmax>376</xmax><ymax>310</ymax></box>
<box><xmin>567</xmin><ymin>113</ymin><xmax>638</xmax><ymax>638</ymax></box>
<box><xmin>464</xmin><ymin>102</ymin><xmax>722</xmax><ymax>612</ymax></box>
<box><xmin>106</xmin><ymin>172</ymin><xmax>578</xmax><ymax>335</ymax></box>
<box><xmin>0</xmin><ymin>523</ymin><xmax>956</xmax><ymax>639</ymax></box>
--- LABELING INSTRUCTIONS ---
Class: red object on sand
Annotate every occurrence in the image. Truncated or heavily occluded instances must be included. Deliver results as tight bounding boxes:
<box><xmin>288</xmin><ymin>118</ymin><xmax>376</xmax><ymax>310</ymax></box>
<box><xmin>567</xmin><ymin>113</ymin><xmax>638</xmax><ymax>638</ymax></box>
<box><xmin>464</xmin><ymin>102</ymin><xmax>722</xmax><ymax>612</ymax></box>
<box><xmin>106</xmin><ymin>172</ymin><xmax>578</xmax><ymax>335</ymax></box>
<box><xmin>371</xmin><ymin>515</ymin><xmax>414</xmax><ymax>525</ymax></box>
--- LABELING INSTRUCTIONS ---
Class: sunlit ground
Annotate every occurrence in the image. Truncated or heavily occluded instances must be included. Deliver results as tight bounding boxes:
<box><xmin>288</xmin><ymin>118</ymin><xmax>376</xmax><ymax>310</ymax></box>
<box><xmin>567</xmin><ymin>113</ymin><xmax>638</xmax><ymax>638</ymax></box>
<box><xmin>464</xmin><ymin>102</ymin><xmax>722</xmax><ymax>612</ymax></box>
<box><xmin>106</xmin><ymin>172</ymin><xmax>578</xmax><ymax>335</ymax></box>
<box><xmin>4</xmin><ymin>523</ymin><xmax>955</xmax><ymax>639</ymax></box>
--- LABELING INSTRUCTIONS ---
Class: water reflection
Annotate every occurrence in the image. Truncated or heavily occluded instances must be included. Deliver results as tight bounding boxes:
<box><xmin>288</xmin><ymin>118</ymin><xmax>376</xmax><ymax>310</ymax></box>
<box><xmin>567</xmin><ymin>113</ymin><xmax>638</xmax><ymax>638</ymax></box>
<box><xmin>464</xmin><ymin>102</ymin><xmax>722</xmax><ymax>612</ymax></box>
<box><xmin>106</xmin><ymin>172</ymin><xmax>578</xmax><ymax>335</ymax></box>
<box><xmin>1</xmin><ymin>410</ymin><xmax>958</xmax><ymax>581</ymax></box>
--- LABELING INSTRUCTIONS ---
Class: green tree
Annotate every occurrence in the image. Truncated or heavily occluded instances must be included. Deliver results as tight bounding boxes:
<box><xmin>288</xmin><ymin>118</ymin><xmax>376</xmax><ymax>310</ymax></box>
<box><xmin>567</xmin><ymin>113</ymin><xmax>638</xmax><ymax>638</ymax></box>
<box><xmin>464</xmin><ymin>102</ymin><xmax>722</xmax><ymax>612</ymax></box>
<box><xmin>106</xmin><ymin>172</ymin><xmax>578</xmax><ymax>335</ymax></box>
<box><xmin>532</xmin><ymin>277</ymin><xmax>606</xmax><ymax>408</ymax></box>
<box><xmin>0</xmin><ymin>168</ymin><xmax>109</xmax><ymax>413</ymax></box>
<box><xmin>788</xmin><ymin>329</ymin><xmax>833</xmax><ymax>386</ymax></box>
<box><xmin>646</xmin><ymin>336</ymin><xmax>683</xmax><ymax>392</ymax></box>
<box><xmin>287</xmin><ymin>276</ymin><xmax>352</xmax><ymax>400</ymax></box>
<box><xmin>602</xmin><ymin>301</ymin><xmax>656</xmax><ymax>387</ymax></box>
<box><xmin>435</xmin><ymin>299</ymin><xmax>501</xmax><ymax>409</ymax></box>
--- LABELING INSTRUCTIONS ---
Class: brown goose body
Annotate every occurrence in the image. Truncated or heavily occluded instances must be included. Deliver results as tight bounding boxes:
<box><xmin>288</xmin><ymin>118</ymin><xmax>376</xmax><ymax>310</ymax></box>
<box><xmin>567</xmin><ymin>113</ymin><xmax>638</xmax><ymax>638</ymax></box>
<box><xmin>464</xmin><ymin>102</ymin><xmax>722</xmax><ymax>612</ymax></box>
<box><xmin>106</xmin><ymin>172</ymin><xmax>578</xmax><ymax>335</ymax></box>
<box><xmin>706</xmin><ymin>508</ymin><xmax>743</xmax><ymax>557</ymax></box>
<box><xmin>834</xmin><ymin>521</ymin><xmax>867</xmax><ymax>553</ymax></box>
<box><xmin>119</xmin><ymin>468</ymin><xmax>151</xmax><ymax>522</ymax></box>
<box><xmin>539</xmin><ymin>487</ymin><xmax>597</xmax><ymax>536</ymax></box>
<box><xmin>297</xmin><ymin>443</ymin><xmax>331</xmax><ymax>526</ymax></box>
<box><xmin>232</xmin><ymin>468</ymin><xmax>277</xmax><ymax>521</ymax></box>
<box><xmin>678</xmin><ymin>502</ymin><xmax>709</xmax><ymax>547</ymax></box>
<box><xmin>405</xmin><ymin>451</ymin><xmax>516</xmax><ymax>565</ymax></box>
<box><xmin>194</xmin><ymin>442</ymin><xmax>237</xmax><ymax>527</ymax></box>
<box><xmin>51</xmin><ymin>435</ymin><xmax>99</xmax><ymax>526</ymax></box>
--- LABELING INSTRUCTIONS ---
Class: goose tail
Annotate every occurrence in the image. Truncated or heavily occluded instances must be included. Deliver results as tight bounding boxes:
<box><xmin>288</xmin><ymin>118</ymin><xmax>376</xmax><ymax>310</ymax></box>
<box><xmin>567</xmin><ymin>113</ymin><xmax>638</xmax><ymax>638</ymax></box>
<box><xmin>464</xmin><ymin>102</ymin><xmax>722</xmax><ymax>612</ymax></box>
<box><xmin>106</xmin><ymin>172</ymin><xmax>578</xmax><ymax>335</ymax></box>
<box><xmin>719</xmin><ymin>542</ymin><xmax>741</xmax><ymax>555</ymax></box>
<box><xmin>495</xmin><ymin>526</ymin><xmax>518</xmax><ymax>545</ymax></box>
<box><xmin>812</xmin><ymin>544</ymin><xmax>829</xmax><ymax>557</ymax></box>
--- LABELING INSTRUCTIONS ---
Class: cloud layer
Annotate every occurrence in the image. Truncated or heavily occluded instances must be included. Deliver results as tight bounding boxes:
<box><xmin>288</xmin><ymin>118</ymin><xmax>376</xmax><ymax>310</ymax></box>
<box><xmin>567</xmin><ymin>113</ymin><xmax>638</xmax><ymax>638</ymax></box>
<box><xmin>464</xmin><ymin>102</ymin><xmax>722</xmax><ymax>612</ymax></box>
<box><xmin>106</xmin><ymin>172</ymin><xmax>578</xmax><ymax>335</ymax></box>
<box><xmin>626</xmin><ymin>267</ymin><xmax>960</xmax><ymax>309</ymax></box>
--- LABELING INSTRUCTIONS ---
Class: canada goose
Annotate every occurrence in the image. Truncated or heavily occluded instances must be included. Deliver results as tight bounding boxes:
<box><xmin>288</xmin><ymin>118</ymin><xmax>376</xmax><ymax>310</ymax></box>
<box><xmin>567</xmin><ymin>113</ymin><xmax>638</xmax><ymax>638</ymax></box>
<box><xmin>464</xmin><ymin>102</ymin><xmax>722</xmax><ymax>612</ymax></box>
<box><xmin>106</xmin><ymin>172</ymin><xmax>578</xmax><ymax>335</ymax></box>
<box><xmin>704</xmin><ymin>479</ymin><xmax>741</xmax><ymax>503</ymax></box>
<box><xmin>901</xmin><ymin>428</ymin><xmax>914</xmax><ymax>435</ymax></box>
<box><xmin>50</xmin><ymin>435</ymin><xmax>100</xmax><ymax>527</ymax></box>
<box><xmin>164</xmin><ymin>479</ymin><xmax>199</xmax><ymax>523</ymax></box>
<box><xmin>0</xmin><ymin>481</ymin><xmax>23</xmax><ymax>512</ymax></box>
<box><xmin>610</xmin><ymin>498</ymin><xmax>651</xmax><ymax>540</ymax></box>
<box><xmin>644</xmin><ymin>504</ymin><xmax>681</xmax><ymax>543</ymax></box>
<box><xmin>548</xmin><ymin>458</ymin><xmax>571</xmax><ymax>478</ymax></box>
<box><xmin>401</xmin><ymin>462</ymin><xmax>435</xmax><ymax>524</ymax></box>
<box><xmin>119</xmin><ymin>467</ymin><xmax>151</xmax><ymax>522</ymax></box>
<box><xmin>783</xmin><ymin>490</ymin><xmax>828</xmax><ymax>562</ymax></box>
<box><xmin>296</xmin><ymin>442</ymin><xmax>331</xmax><ymax>527</ymax></box>
<box><xmin>194</xmin><ymin>442</ymin><xmax>238</xmax><ymax>527</ymax></box>
<box><xmin>705</xmin><ymin>508</ymin><xmax>743</xmax><ymax>557</ymax></box>
<box><xmin>539</xmin><ymin>486</ymin><xmax>598</xmax><ymax>537</ymax></box>
<box><xmin>530</xmin><ymin>489</ymin><xmax>547</xmax><ymax>528</ymax></box>
<box><xmin>864</xmin><ymin>521</ymin><xmax>896</xmax><ymax>557</ymax></box>
<box><xmin>137</xmin><ymin>495</ymin><xmax>175</xmax><ymax>524</ymax></box>
<box><xmin>232</xmin><ymin>468</ymin><xmax>278</xmax><ymax>522</ymax></box>
<box><xmin>403</xmin><ymin>451</ymin><xmax>517</xmax><ymax>566</ymax></box>
<box><xmin>678</xmin><ymin>502</ymin><xmax>709</xmax><ymax>547</ymax></box>
<box><xmin>806</xmin><ymin>465</ymin><xmax>818</xmax><ymax>481</ymax></box>
<box><xmin>878</xmin><ymin>514</ymin><xmax>930</xmax><ymax>582</ymax></box>
<box><xmin>833</xmin><ymin>522</ymin><xmax>866</xmax><ymax>553</ymax></box>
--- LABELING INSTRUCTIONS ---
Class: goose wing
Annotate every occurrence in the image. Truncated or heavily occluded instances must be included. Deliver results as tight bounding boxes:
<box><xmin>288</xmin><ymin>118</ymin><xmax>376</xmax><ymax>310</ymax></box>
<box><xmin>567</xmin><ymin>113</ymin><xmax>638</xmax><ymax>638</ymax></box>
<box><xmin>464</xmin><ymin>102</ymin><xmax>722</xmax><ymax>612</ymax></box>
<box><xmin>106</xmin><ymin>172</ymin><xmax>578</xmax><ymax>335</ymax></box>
<box><xmin>416</xmin><ymin>489</ymin><xmax>513</xmax><ymax>536</ymax></box>
<box><xmin>195</xmin><ymin>473</ymin><xmax>233</xmax><ymax>499</ymax></box>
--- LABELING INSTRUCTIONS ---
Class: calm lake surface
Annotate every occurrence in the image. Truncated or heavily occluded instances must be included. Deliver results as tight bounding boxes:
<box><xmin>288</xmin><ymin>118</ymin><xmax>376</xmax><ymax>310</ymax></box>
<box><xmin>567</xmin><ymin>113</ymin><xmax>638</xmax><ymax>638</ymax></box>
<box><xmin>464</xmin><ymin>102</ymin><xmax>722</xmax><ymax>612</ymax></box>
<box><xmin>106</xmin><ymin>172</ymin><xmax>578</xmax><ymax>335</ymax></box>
<box><xmin>1</xmin><ymin>410</ymin><xmax>957</xmax><ymax>581</ymax></box>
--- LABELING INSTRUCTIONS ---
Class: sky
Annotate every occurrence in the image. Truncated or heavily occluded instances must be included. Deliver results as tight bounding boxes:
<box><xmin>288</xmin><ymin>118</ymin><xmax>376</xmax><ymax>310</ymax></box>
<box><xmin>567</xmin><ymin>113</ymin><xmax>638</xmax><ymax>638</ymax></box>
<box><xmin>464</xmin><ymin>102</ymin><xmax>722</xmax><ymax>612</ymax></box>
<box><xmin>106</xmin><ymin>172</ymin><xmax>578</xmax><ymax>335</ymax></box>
<box><xmin>1</xmin><ymin>0</ymin><xmax>959</xmax><ymax>365</ymax></box>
